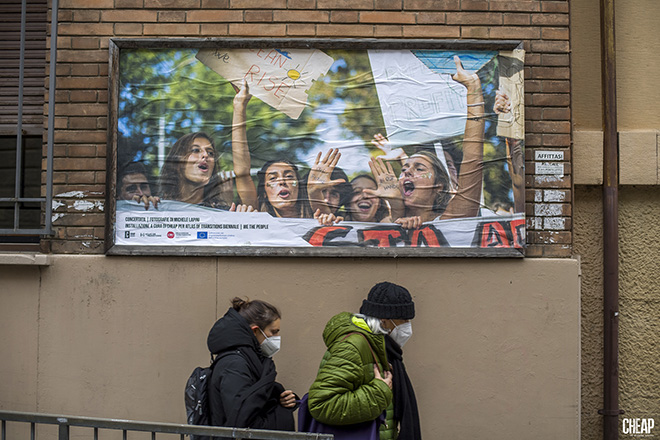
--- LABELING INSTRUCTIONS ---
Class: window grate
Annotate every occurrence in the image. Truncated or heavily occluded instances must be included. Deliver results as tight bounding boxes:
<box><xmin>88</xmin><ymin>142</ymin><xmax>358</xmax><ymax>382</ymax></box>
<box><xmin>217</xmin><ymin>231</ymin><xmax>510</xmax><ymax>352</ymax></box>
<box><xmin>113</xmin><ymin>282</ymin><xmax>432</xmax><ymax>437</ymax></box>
<box><xmin>0</xmin><ymin>0</ymin><xmax>56</xmax><ymax>237</ymax></box>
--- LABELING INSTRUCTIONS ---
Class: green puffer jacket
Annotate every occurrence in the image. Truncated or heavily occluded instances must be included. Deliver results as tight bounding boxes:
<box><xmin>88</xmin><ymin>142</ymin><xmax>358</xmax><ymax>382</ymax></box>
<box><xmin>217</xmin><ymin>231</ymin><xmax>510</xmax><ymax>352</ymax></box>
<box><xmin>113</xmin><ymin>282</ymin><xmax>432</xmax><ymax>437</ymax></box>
<box><xmin>308</xmin><ymin>312</ymin><xmax>397</xmax><ymax>440</ymax></box>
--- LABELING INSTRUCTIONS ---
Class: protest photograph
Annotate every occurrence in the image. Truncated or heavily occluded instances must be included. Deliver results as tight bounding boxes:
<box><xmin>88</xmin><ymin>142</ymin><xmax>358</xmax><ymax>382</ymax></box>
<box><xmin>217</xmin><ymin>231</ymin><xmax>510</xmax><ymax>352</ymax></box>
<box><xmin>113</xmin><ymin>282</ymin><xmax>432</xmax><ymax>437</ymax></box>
<box><xmin>111</xmin><ymin>45</ymin><xmax>525</xmax><ymax>253</ymax></box>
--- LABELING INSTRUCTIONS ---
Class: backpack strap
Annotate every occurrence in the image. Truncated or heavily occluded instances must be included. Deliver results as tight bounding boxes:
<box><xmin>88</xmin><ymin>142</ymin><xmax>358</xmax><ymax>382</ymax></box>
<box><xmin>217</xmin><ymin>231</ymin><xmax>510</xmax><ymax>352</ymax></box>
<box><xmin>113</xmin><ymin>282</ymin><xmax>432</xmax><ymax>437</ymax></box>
<box><xmin>341</xmin><ymin>332</ymin><xmax>383</xmax><ymax>374</ymax></box>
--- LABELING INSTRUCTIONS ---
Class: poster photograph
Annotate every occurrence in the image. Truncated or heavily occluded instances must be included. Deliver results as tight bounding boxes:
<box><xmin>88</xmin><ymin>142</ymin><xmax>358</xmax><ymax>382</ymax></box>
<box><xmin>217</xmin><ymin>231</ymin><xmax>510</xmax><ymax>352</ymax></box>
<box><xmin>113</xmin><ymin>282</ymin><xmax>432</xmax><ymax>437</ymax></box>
<box><xmin>106</xmin><ymin>39</ymin><xmax>525</xmax><ymax>256</ymax></box>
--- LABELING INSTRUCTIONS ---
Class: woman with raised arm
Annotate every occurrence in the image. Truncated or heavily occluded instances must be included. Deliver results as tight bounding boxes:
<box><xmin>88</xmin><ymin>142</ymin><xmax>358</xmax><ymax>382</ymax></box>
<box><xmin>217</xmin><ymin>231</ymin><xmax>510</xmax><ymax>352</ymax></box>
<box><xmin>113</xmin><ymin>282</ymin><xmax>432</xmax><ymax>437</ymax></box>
<box><xmin>365</xmin><ymin>55</ymin><xmax>486</xmax><ymax>229</ymax></box>
<box><xmin>231</xmin><ymin>81</ymin><xmax>314</xmax><ymax>218</ymax></box>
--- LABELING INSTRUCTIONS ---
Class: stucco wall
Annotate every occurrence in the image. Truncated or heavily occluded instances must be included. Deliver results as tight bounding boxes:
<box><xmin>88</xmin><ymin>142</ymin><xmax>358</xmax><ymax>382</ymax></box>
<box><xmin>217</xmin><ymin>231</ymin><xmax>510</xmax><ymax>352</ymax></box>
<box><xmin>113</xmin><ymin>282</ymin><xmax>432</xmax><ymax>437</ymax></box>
<box><xmin>0</xmin><ymin>256</ymin><xmax>580</xmax><ymax>439</ymax></box>
<box><xmin>574</xmin><ymin>186</ymin><xmax>660</xmax><ymax>440</ymax></box>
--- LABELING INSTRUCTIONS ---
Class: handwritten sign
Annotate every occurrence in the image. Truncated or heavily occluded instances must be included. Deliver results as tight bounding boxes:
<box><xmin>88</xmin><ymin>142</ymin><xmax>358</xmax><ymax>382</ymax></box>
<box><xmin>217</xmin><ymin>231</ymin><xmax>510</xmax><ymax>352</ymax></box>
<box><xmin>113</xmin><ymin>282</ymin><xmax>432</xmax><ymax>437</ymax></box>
<box><xmin>196</xmin><ymin>48</ymin><xmax>334</xmax><ymax>119</ymax></box>
<box><xmin>496</xmin><ymin>49</ymin><xmax>525</xmax><ymax>140</ymax></box>
<box><xmin>368</xmin><ymin>49</ymin><xmax>469</xmax><ymax>147</ymax></box>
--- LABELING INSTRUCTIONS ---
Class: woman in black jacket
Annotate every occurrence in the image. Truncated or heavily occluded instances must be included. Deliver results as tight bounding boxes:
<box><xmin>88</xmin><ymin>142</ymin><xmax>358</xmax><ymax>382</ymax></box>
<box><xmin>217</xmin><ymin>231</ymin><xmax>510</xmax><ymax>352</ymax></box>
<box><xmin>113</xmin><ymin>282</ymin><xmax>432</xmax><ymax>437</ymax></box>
<box><xmin>206</xmin><ymin>297</ymin><xmax>297</xmax><ymax>431</ymax></box>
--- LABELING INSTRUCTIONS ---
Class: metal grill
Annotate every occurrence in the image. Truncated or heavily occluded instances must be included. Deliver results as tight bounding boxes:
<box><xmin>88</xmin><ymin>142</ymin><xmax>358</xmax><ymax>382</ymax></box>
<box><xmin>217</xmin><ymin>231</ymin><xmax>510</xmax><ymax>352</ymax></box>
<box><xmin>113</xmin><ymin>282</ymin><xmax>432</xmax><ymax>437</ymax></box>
<box><xmin>0</xmin><ymin>0</ymin><xmax>57</xmax><ymax>236</ymax></box>
<box><xmin>0</xmin><ymin>411</ymin><xmax>333</xmax><ymax>440</ymax></box>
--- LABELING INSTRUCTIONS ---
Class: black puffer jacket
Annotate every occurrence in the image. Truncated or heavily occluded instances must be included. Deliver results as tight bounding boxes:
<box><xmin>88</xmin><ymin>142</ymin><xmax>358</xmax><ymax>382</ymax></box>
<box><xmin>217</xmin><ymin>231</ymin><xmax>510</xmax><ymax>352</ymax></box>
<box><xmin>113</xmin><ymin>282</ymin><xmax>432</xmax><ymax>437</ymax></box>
<box><xmin>206</xmin><ymin>308</ymin><xmax>295</xmax><ymax>431</ymax></box>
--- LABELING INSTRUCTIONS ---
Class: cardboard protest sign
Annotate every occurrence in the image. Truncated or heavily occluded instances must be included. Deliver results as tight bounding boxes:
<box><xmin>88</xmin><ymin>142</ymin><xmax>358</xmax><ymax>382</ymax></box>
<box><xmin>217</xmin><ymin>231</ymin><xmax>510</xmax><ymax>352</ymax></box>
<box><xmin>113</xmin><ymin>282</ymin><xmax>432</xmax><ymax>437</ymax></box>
<box><xmin>368</xmin><ymin>49</ymin><xmax>470</xmax><ymax>147</ymax></box>
<box><xmin>196</xmin><ymin>48</ymin><xmax>334</xmax><ymax>119</ymax></box>
<box><xmin>496</xmin><ymin>49</ymin><xmax>525</xmax><ymax>140</ymax></box>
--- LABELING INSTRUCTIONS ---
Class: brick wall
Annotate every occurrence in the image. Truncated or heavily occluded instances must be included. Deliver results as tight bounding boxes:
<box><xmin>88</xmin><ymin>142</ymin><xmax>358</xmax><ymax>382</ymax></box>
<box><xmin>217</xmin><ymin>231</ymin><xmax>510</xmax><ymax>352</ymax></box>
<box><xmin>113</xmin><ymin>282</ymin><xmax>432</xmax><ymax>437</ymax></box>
<box><xmin>45</xmin><ymin>0</ymin><xmax>571</xmax><ymax>256</ymax></box>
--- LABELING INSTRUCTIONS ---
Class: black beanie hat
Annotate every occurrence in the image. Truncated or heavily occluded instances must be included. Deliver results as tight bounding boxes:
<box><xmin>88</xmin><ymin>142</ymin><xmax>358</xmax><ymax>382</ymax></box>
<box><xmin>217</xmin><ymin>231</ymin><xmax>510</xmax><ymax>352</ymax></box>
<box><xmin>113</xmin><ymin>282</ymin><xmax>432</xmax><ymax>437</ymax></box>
<box><xmin>359</xmin><ymin>282</ymin><xmax>415</xmax><ymax>319</ymax></box>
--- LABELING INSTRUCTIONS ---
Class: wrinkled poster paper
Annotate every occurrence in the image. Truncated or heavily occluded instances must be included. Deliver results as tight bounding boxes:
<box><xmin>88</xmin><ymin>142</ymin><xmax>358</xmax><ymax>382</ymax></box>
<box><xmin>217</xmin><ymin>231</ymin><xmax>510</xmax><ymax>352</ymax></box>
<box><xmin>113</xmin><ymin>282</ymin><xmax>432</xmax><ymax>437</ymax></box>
<box><xmin>114</xmin><ymin>47</ymin><xmax>525</xmax><ymax>252</ymax></box>
<box><xmin>196</xmin><ymin>48</ymin><xmax>333</xmax><ymax>119</ymax></box>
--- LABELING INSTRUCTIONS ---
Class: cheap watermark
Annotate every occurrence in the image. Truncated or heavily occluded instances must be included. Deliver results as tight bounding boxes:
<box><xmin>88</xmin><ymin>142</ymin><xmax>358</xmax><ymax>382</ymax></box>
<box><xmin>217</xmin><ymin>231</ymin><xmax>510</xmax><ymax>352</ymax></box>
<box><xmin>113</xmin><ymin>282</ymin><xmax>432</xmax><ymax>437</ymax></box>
<box><xmin>623</xmin><ymin>418</ymin><xmax>655</xmax><ymax>437</ymax></box>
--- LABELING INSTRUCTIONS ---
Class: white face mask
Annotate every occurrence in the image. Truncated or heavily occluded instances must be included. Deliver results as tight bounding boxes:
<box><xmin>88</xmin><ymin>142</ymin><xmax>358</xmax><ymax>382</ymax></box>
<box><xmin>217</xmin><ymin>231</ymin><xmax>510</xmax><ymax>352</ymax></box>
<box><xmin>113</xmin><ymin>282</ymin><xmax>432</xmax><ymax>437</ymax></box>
<box><xmin>389</xmin><ymin>320</ymin><xmax>413</xmax><ymax>348</ymax></box>
<box><xmin>259</xmin><ymin>328</ymin><xmax>281</xmax><ymax>358</ymax></box>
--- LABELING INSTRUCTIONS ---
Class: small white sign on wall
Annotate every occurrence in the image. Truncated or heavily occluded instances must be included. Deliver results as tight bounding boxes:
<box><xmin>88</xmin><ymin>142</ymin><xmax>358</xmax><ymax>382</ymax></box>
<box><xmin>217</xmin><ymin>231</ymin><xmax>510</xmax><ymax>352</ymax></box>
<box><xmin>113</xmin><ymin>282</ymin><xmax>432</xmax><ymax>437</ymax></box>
<box><xmin>535</xmin><ymin>150</ymin><xmax>564</xmax><ymax>161</ymax></box>
<box><xmin>535</xmin><ymin>162</ymin><xmax>564</xmax><ymax>176</ymax></box>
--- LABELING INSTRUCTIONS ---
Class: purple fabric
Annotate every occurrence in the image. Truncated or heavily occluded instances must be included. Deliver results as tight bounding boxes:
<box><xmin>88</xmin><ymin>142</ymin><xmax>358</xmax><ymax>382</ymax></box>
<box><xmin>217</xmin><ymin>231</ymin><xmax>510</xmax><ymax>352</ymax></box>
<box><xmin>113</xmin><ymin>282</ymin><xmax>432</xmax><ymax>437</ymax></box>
<box><xmin>298</xmin><ymin>393</ymin><xmax>385</xmax><ymax>440</ymax></box>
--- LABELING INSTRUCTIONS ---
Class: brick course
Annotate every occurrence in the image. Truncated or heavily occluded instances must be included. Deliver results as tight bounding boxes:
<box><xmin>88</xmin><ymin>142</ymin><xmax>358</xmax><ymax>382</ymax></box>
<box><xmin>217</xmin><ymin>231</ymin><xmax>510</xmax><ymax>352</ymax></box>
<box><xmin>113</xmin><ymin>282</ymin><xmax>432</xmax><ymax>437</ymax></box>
<box><xmin>43</xmin><ymin>0</ymin><xmax>571</xmax><ymax>256</ymax></box>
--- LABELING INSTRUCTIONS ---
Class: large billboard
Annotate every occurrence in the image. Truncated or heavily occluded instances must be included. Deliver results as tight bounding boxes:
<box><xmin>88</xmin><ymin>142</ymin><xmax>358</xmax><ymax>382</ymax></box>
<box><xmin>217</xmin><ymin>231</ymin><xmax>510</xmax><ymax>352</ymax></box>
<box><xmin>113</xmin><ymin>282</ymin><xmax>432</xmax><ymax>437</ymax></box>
<box><xmin>106</xmin><ymin>39</ymin><xmax>525</xmax><ymax>256</ymax></box>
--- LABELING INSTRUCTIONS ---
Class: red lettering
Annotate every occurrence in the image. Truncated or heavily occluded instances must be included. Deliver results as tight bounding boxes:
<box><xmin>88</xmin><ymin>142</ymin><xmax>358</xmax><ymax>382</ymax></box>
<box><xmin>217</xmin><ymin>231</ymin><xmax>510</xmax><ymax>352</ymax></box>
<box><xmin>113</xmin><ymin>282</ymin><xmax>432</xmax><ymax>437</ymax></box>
<box><xmin>264</xmin><ymin>50</ymin><xmax>278</xmax><ymax>64</ymax></box>
<box><xmin>264</xmin><ymin>76</ymin><xmax>277</xmax><ymax>92</ymax></box>
<box><xmin>410</xmin><ymin>226</ymin><xmax>442</xmax><ymax>247</ymax></box>
<box><xmin>274</xmin><ymin>54</ymin><xmax>287</xmax><ymax>68</ymax></box>
<box><xmin>360</xmin><ymin>229</ymin><xmax>403</xmax><ymax>247</ymax></box>
<box><xmin>306</xmin><ymin>226</ymin><xmax>351</xmax><ymax>247</ymax></box>
<box><xmin>255</xmin><ymin>72</ymin><xmax>266</xmax><ymax>86</ymax></box>
<box><xmin>245</xmin><ymin>64</ymin><xmax>261</xmax><ymax>82</ymax></box>
<box><xmin>272</xmin><ymin>81</ymin><xmax>290</xmax><ymax>98</ymax></box>
<box><xmin>480</xmin><ymin>222</ymin><xmax>510</xmax><ymax>247</ymax></box>
<box><xmin>510</xmin><ymin>218</ymin><xmax>525</xmax><ymax>248</ymax></box>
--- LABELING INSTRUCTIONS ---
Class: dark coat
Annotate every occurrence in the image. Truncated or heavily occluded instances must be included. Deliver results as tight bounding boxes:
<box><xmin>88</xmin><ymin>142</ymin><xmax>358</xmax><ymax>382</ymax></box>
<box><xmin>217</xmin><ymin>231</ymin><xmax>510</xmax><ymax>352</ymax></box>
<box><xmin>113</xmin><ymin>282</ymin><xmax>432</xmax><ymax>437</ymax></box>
<box><xmin>206</xmin><ymin>308</ymin><xmax>295</xmax><ymax>431</ymax></box>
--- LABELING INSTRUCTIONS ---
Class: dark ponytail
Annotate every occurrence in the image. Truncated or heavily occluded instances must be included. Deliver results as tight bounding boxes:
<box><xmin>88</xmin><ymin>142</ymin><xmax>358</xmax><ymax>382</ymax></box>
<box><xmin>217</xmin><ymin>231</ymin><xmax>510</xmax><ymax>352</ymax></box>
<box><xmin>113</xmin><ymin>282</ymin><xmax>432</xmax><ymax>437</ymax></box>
<box><xmin>231</xmin><ymin>297</ymin><xmax>281</xmax><ymax>330</ymax></box>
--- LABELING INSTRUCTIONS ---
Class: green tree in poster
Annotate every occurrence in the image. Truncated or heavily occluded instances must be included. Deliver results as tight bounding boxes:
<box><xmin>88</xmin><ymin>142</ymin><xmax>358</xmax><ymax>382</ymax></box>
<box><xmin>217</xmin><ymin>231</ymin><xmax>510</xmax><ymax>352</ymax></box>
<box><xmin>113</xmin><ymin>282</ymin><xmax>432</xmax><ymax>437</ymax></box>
<box><xmin>118</xmin><ymin>49</ymin><xmax>330</xmax><ymax>179</ymax></box>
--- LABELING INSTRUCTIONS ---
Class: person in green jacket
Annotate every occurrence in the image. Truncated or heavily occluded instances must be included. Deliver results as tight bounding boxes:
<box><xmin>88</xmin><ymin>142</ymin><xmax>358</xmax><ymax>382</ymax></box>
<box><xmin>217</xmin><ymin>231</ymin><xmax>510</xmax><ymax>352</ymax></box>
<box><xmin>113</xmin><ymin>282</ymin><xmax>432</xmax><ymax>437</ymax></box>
<box><xmin>308</xmin><ymin>282</ymin><xmax>421</xmax><ymax>440</ymax></box>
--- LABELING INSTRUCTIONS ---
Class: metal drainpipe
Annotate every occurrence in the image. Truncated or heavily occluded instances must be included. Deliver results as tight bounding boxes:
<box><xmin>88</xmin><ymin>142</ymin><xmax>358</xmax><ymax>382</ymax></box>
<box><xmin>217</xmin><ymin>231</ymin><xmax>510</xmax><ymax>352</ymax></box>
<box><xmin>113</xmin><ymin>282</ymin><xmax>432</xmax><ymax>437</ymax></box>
<box><xmin>598</xmin><ymin>0</ymin><xmax>623</xmax><ymax>438</ymax></box>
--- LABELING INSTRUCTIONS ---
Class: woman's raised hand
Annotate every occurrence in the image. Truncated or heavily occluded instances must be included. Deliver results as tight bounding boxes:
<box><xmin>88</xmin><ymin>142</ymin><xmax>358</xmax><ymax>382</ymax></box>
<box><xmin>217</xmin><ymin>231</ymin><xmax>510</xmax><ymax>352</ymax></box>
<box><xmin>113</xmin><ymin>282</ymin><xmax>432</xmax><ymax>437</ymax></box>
<box><xmin>371</xmin><ymin>133</ymin><xmax>407</xmax><ymax>162</ymax></box>
<box><xmin>307</xmin><ymin>148</ymin><xmax>345</xmax><ymax>194</ymax></box>
<box><xmin>451</xmin><ymin>55</ymin><xmax>480</xmax><ymax>90</ymax></box>
<box><xmin>131</xmin><ymin>194</ymin><xmax>160</xmax><ymax>211</ymax></box>
<box><xmin>366</xmin><ymin>156</ymin><xmax>400</xmax><ymax>201</ymax></box>
<box><xmin>395</xmin><ymin>216</ymin><xmax>423</xmax><ymax>230</ymax></box>
<box><xmin>232</xmin><ymin>79</ymin><xmax>252</xmax><ymax>110</ymax></box>
<box><xmin>314</xmin><ymin>208</ymin><xmax>343</xmax><ymax>226</ymax></box>
<box><xmin>229</xmin><ymin>202</ymin><xmax>255</xmax><ymax>212</ymax></box>
<box><xmin>494</xmin><ymin>89</ymin><xmax>512</xmax><ymax>114</ymax></box>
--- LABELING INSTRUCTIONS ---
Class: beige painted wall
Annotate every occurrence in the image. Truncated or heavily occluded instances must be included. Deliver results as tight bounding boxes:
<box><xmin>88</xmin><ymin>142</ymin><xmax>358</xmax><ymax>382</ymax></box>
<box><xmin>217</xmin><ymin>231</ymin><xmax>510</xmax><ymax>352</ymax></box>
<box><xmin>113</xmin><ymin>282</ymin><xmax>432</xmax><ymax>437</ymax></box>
<box><xmin>572</xmin><ymin>0</ymin><xmax>660</xmax><ymax>187</ymax></box>
<box><xmin>572</xmin><ymin>0</ymin><xmax>660</xmax><ymax>131</ymax></box>
<box><xmin>1</xmin><ymin>256</ymin><xmax>579</xmax><ymax>439</ymax></box>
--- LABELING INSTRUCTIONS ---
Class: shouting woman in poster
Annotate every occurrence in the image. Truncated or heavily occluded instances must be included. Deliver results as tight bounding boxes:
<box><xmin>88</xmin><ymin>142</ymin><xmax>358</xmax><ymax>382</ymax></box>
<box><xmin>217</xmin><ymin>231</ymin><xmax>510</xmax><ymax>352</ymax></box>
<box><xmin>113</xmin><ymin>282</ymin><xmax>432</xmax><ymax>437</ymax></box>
<box><xmin>370</xmin><ymin>55</ymin><xmax>486</xmax><ymax>229</ymax></box>
<box><xmin>231</xmin><ymin>81</ymin><xmax>316</xmax><ymax>219</ymax></box>
<box><xmin>159</xmin><ymin>132</ymin><xmax>229</xmax><ymax>209</ymax></box>
<box><xmin>159</xmin><ymin>132</ymin><xmax>252</xmax><ymax>211</ymax></box>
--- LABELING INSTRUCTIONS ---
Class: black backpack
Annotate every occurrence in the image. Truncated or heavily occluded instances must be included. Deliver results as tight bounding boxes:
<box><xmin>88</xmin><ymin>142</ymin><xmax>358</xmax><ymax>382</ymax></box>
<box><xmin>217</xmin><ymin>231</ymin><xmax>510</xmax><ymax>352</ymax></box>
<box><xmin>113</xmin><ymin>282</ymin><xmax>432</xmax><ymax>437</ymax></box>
<box><xmin>185</xmin><ymin>354</ymin><xmax>221</xmax><ymax>439</ymax></box>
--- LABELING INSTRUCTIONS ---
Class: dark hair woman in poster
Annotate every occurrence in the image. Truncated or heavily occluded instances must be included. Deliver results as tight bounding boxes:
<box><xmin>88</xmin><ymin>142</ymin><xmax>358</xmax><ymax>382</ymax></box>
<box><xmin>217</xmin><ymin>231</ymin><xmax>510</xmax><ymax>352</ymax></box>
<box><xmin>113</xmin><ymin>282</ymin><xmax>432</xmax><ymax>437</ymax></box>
<box><xmin>343</xmin><ymin>174</ymin><xmax>392</xmax><ymax>223</ymax></box>
<box><xmin>367</xmin><ymin>55</ymin><xmax>487</xmax><ymax>229</ymax></box>
<box><xmin>231</xmin><ymin>81</ymin><xmax>314</xmax><ymax>218</ymax></box>
<box><xmin>206</xmin><ymin>297</ymin><xmax>297</xmax><ymax>431</ymax></box>
<box><xmin>158</xmin><ymin>132</ymin><xmax>233</xmax><ymax>209</ymax></box>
